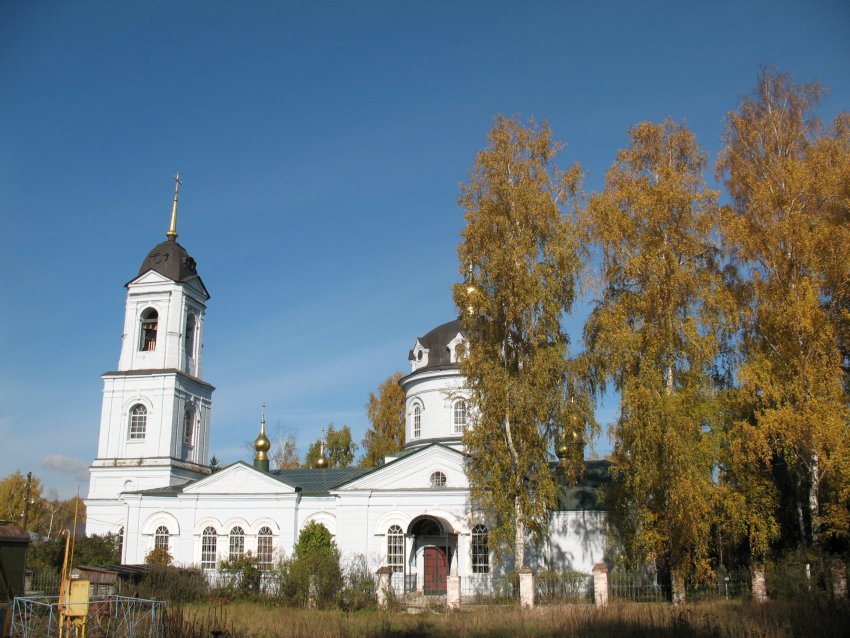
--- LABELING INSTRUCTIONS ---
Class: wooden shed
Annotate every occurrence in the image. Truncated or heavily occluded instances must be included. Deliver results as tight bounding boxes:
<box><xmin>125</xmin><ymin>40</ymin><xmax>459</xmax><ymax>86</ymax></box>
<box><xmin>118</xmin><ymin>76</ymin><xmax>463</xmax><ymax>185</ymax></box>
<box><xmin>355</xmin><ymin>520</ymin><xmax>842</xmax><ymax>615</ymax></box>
<box><xmin>0</xmin><ymin>525</ymin><xmax>31</xmax><ymax>601</ymax></box>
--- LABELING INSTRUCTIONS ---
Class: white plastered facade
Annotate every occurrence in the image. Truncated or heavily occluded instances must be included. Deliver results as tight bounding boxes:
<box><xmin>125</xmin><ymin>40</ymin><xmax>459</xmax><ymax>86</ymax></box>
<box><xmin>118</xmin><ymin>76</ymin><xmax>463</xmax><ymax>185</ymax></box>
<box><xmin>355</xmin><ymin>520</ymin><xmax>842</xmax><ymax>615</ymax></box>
<box><xmin>86</xmin><ymin>232</ymin><xmax>608</xmax><ymax>590</ymax></box>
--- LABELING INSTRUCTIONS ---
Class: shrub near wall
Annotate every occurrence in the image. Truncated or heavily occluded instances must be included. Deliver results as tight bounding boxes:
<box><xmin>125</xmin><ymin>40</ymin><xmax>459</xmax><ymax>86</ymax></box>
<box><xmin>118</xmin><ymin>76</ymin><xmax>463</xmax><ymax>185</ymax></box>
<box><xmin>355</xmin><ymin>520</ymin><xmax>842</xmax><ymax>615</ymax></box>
<box><xmin>138</xmin><ymin>566</ymin><xmax>208</xmax><ymax>603</ymax></box>
<box><xmin>272</xmin><ymin>522</ymin><xmax>343</xmax><ymax>608</ymax></box>
<box><xmin>216</xmin><ymin>552</ymin><xmax>264</xmax><ymax>599</ymax></box>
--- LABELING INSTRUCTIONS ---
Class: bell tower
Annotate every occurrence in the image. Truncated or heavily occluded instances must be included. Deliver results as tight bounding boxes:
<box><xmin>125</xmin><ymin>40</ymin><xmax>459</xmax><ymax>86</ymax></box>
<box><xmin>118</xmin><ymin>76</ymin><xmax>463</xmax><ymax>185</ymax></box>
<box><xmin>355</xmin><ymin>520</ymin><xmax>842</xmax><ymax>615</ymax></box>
<box><xmin>86</xmin><ymin>175</ymin><xmax>215</xmax><ymax>536</ymax></box>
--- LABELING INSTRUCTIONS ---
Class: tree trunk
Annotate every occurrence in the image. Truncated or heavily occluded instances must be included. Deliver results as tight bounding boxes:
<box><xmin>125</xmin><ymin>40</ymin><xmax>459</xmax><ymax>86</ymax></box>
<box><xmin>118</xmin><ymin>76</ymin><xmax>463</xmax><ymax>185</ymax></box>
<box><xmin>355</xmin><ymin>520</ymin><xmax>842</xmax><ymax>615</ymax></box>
<box><xmin>515</xmin><ymin>496</ymin><xmax>525</xmax><ymax>569</ymax></box>
<box><xmin>504</xmin><ymin>412</ymin><xmax>524</xmax><ymax>568</ymax></box>
<box><xmin>809</xmin><ymin>452</ymin><xmax>820</xmax><ymax>544</ymax></box>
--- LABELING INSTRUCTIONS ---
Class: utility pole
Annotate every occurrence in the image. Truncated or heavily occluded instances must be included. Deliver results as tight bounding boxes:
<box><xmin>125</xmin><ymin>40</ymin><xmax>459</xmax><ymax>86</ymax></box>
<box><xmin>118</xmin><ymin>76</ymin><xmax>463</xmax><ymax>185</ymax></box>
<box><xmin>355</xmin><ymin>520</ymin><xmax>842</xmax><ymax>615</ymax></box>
<box><xmin>22</xmin><ymin>471</ymin><xmax>33</xmax><ymax>530</ymax></box>
<box><xmin>21</xmin><ymin>471</ymin><xmax>33</xmax><ymax>596</ymax></box>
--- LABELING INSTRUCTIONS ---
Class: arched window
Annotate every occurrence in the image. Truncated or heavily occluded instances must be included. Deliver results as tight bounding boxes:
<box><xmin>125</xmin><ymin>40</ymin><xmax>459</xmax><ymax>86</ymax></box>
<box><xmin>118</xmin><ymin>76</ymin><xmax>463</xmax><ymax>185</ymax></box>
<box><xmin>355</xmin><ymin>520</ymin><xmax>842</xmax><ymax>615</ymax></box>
<box><xmin>118</xmin><ymin>527</ymin><xmax>124</xmax><ymax>561</ymax></box>
<box><xmin>387</xmin><ymin>525</ymin><xmax>403</xmax><ymax>573</ymax></box>
<box><xmin>454</xmin><ymin>342</ymin><xmax>466</xmax><ymax>360</ymax></box>
<box><xmin>229</xmin><ymin>526</ymin><xmax>245</xmax><ymax>560</ymax></box>
<box><xmin>472</xmin><ymin>524</ymin><xmax>489</xmax><ymax>573</ymax></box>
<box><xmin>184</xmin><ymin>313</ymin><xmax>196</xmax><ymax>358</ymax></box>
<box><xmin>201</xmin><ymin>527</ymin><xmax>217</xmax><ymax>570</ymax></box>
<box><xmin>453</xmin><ymin>400</ymin><xmax>467</xmax><ymax>433</ymax></box>
<box><xmin>257</xmin><ymin>526</ymin><xmax>274</xmax><ymax>569</ymax></box>
<box><xmin>430</xmin><ymin>471</ymin><xmax>446</xmax><ymax>488</ymax></box>
<box><xmin>139</xmin><ymin>308</ymin><xmax>158</xmax><ymax>351</ymax></box>
<box><xmin>129</xmin><ymin>404</ymin><xmax>147</xmax><ymax>440</ymax></box>
<box><xmin>154</xmin><ymin>525</ymin><xmax>169</xmax><ymax>551</ymax></box>
<box><xmin>413</xmin><ymin>405</ymin><xmax>421</xmax><ymax>439</ymax></box>
<box><xmin>183</xmin><ymin>405</ymin><xmax>195</xmax><ymax>447</ymax></box>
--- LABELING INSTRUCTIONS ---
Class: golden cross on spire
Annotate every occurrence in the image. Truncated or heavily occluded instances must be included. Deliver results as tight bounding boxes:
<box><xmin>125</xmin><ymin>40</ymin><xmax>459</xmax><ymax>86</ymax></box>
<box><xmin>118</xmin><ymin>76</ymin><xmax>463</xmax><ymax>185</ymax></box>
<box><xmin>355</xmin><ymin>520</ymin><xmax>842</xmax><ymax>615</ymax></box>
<box><xmin>167</xmin><ymin>172</ymin><xmax>182</xmax><ymax>240</ymax></box>
<box><xmin>261</xmin><ymin>401</ymin><xmax>266</xmax><ymax>435</ymax></box>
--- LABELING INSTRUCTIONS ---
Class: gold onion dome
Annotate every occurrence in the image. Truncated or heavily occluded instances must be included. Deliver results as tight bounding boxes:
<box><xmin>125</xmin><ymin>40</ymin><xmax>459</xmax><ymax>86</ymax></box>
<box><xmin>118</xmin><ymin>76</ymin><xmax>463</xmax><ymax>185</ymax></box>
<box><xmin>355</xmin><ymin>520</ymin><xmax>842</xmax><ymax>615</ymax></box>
<box><xmin>254</xmin><ymin>403</ymin><xmax>271</xmax><ymax>462</ymax></box>
<box><xmin>556</xmin><ymin>439</ymin><xmax>571</xmax><ymax>460</ymax></box>
<box><xmin>315</xmin><ymin>435</ymin><xmax>329</xmax><ymax>469</ymax></box>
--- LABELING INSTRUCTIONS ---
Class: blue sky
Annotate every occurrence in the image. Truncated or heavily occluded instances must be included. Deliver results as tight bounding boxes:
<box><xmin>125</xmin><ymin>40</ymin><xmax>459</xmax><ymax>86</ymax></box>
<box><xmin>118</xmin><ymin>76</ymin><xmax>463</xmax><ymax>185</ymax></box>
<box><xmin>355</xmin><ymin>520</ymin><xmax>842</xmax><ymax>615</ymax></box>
<box><xmin>1</xmin><ymin>1</ymin><xmax>848</xmax><ymax>499</ymax></box>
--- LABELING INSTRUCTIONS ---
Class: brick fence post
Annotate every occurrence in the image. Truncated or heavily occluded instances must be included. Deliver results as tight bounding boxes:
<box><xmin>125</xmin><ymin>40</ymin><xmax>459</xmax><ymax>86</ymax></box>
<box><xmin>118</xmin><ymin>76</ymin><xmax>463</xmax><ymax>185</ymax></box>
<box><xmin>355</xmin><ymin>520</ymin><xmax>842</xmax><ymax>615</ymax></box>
<box><xmin>446</xmin><ymin>574</ymin><xmax>461</xmax><ymax>609</ymax></box>
<box><xmin>751</xmin><ymin>563</ymin><xmax>767</xmax><ymax>603</ymax></box>
<box><xmin>375</xmin><ymin>566</ymin><xmax>393</xmax><ymax>608</ymax></box>
<box><xmin>518</xmin><ymin>566</ymin><xmax>535</xmax><ymax>608</ymax></box>
<box><xmin>592</xmin><ymin>563</ymin><xmax>608</xmax><ymax>608</ymax></box>
<box><xmin>832</xmin><ymin>559</ymin><xmax>848</xmax><ymax>601</ymax></box>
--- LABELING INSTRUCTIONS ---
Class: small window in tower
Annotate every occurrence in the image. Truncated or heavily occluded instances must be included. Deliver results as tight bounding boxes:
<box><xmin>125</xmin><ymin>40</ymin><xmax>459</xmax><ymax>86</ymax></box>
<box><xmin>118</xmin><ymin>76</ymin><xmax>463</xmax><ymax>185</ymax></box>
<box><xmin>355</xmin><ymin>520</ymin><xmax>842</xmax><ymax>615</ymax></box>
<box><xmin>184</xmin><ymin>405</ymin><xmax>195</xmax><ymax>447</ymax></box>
<box><xmin>455</xmin><ymin>342</ymin><xmax>466</xmax><ymax>359</ymax></box>
<box><xmin>453</xmin><ymin>400</ymin><xmax>467</xmax><ymax>433</ymax></box>
<box><xmin>417</xmin><ymin>350</ymin><xmax>423</xmax><ymax>361</ymax></box>
<box><xmin>139</xmin><ymin>308</ymin><xmax>158</xmax><ymax>351</ymax></box>
<box><xmin>129</xmin><ymin>404</ymin><xmax>147</xmax><ymax>440</ymax></box>
<box><xmin>430</xmin><ymin>471</ymin><xmax>446</xmax><ymax>488</ymax></box>
<box><xmin>185</xmin><ymin>313</ymin><xmax>196</xmax><ymax>358</ymax></box>
<box><xmin>413</xmin><ymin>405</ymin><xmax>421</xmax><ymax>438</ymax></box>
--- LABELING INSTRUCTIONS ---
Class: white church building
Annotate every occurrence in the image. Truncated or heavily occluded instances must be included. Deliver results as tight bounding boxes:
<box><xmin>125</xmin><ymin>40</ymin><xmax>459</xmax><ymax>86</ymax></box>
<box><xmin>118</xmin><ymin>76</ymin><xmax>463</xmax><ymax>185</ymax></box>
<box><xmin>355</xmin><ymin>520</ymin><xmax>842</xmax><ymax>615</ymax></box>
<box><xmin>85</xmin><ymin>193</ymin><xmax>608</xmax><ymax>594</ymax></box>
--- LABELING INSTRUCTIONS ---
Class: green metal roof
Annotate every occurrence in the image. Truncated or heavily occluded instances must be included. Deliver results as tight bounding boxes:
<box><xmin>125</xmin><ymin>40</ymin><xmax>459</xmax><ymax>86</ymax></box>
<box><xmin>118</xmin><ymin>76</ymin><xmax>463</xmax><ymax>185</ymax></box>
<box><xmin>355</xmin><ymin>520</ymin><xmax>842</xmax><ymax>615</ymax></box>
<box><xmin>129</xmin><ymin>483</ymin><xmax>184</xmax><ymax>497</ymax></box>
<box><xmin>271</xmin><ymin>468</ymin><xmax>371</xmax><ymax>495</ymax></box>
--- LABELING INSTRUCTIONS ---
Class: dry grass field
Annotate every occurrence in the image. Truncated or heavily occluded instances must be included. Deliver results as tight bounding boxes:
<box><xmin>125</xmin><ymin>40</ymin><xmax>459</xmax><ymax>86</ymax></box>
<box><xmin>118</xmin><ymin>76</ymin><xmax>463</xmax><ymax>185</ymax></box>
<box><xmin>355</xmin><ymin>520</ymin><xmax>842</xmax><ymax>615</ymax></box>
<box><xmin>165</xmin><ymin>599</ymin><xmax>850</xmax><ymax>638</ymax></box>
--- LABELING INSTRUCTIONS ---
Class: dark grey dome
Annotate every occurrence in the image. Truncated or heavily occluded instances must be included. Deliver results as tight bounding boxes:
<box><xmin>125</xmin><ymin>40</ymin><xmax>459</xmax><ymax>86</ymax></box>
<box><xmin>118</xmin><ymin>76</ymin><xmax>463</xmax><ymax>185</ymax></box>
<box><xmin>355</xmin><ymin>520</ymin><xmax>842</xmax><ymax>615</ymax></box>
<box><xmin>408</xmin><ymin>319</ymin><xmax>465</xmax><ymax>370</ymax></box>
<box><xmin>137</xmin><ymin>238</ymin><xmax>200</xmax><ymax>284</ymax></box>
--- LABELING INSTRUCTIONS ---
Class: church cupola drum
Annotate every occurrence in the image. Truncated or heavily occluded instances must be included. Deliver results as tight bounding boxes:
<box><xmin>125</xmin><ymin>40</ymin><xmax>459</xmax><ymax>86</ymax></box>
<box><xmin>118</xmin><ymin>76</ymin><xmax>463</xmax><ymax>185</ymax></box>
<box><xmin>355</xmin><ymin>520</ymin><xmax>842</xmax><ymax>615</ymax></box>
<box><xmin>85</xmin><ymin>175</ymin><xmax>215</xmax><ymax>537</ymax></box>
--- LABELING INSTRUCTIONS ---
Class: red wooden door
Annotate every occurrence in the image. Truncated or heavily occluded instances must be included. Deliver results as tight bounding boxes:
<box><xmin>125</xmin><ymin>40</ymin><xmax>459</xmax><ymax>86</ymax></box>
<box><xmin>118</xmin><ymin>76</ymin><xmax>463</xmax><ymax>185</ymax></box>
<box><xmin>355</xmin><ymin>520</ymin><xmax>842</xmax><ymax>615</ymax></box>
<box><xmin>423</xmin><ymin>546</ymin><xmax>447</xmax><ymax>595</ymax></box>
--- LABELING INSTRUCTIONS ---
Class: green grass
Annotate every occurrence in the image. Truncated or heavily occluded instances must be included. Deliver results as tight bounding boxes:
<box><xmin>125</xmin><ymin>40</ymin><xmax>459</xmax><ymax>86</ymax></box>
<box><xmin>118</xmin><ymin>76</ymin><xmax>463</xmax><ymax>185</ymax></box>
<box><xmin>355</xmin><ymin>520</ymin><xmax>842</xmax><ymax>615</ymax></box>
<box><xmin>164</xmin><ymin>599</ymin><xmax>850</xmax><ymax>638</ymax></box>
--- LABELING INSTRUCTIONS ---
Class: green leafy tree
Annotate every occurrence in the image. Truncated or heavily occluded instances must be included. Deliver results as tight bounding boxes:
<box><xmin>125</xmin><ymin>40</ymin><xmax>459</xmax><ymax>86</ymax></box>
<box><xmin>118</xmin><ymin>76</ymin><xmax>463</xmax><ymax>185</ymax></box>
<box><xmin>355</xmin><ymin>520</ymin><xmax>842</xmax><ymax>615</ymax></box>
<box><xmin>218</xmin><ymin>551</ymin><xmax>263</xmax><ymax>597</ymax></box>
<box><xmin>293</xmin><ymin>521</ymin><xmax>337</xmax><ymax>558</ymax></box>
<box><xmin>360</xmin><ymin>372</ymin><xmax>406</xmax><ymax>467</ymax></box>
<box><xmin>304</xmin><ymin>424</ymin><xmax>357</xmax><ymax>468</ymax></box>
<box><xmin>583</xmin><ymin>118</ymin><xmax>733</xmax><ymax>599</ymax></box>
<box><xmin>452</xmin><ymin>115</ymin><xmax>584</xmax><ymax>567</ymax></box>
<box><xmin>716</xmin><ymin>70</ymin><xmax>850</xmax><ymax>555</ymax></box>
<box><xmin>28</xmin><ymin>532</ymin><xmax>121</xmax><ymax>572</ymax></box>
<box><xmin>73</xmin><ymin>532</ymin><xmax>122</xmax><ymax>567</ymax></box>
<box><xmin>275</xmin><ymin>522</ymin><xmax>342</xmax><ymax>608</ymax></box>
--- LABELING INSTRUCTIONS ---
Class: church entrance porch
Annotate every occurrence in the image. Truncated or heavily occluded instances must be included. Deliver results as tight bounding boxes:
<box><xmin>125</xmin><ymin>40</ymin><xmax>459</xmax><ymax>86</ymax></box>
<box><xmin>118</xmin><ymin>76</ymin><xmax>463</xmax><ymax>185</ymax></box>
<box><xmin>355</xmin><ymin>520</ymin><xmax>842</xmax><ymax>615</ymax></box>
<box><xmin>407</xmin><ymin>514</ymin><xmax>458</xmax><ymax>596</ymax></box>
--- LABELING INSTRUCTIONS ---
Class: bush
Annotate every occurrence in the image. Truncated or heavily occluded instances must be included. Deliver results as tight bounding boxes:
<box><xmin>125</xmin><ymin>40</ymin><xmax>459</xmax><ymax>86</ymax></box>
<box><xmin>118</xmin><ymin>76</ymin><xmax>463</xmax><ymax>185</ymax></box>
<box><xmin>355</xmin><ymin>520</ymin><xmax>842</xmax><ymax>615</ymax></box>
<box><xmin>216</xmin><ymin>552</ymin><xmax>264</xmax><ymax>599</ymax></box>
<box><xmin>767</xmin><ymin>551</ymin><xmax>833</xmax><ymax>601</ymax></box>
<box><xmin>273</xmin><ymin>548</ymin><xmax>343</xmax><ymax>608</ymax></box>
<box><xmin>293</xmin><ymin>521</ymin><xmax>336</xmax><ymax>558</ymax></box>
<box><xmin>339</xmin><ymin>554</ymin><xmax>377</xmax><ymax>611</ymax></box>
<box><xmin>271</xmin><ymin>522</ymin><xmax>344</xmax><ymax>608</ymax></box>
<box><xmin>138</xmin><ymin>565</ymin><xmax>208</xmax><ymax>603</ymax></box>
<box><xmin>145</xmin><ymin>546</ymin><xmax>173</xmax><ymax>566</ymax></box>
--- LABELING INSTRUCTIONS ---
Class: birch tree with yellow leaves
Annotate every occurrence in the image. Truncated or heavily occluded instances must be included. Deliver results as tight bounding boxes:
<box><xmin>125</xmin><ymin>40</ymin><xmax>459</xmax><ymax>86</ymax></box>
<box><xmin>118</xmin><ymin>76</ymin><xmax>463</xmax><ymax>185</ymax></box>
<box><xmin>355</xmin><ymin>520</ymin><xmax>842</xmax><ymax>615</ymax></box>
<box><xmin>453</xmin><ymin>116</ymin><xmax>585</xmax><ymax>568</ymax></box>
<box><xmin>717</xmin><ymin>70</ymin><xmax>850</xmax><ymax>557</ymax></box>
<box><xmin>583</xmin><ymin>119</ymin><xmax>734</xmax><ymax>602</ymax></box>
